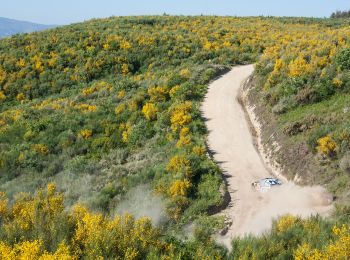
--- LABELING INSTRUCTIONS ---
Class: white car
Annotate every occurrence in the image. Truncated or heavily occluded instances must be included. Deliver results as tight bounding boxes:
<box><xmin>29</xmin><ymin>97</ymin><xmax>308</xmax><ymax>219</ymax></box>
<box><xmin>252</xmin><ymin>178</ymin><xmax>282</xmax><ymax>191</ymax></box>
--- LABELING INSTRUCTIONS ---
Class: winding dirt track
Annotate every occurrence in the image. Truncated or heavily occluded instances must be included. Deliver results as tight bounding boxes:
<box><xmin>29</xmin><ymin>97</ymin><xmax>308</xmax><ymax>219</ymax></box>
<box><xmin>201</xmin><ymin>65</ymin><xmax>332</xmax><ymax>247</ymax></box>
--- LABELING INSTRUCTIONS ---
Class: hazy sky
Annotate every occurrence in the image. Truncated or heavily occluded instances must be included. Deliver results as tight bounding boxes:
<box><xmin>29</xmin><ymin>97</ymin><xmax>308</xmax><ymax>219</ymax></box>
<box><xmin>1</xmin><ymin>0</ymin><xmax>349</xmax><ymax>25</ymax></box>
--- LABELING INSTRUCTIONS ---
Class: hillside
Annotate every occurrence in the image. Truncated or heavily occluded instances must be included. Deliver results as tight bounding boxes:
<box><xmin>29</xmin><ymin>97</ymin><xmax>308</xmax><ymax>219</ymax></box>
<box><xmin>0</xmin><ymin>16</ymin><xmax>350</xmax><ymax>258</ymax></box>
<box><xmin>0</xmin><ymin>17</ymin><xmax>54</xmax><ymax>38</ymax></box>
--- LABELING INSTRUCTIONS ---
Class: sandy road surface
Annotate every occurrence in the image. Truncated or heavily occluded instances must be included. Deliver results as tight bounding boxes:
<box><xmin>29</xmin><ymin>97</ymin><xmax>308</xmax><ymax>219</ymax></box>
<box><xmin>201</xmin><ymin>65</ymin><xmax>332</xmax><ymax>247</ymax></box>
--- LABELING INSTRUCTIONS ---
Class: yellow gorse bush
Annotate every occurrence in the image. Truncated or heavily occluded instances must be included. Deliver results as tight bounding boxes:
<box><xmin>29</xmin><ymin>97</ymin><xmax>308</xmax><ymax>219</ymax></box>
<box><xmin>176</xmin><ymin>127</ymin><xmax>192</xmax><ymax>147</ymax></box>
<box><xmin>81</xmin><ymin>81</ymin><xmax>112</xmax><ymax>96</ymax></box>
<box><xmin>0</xmin><ymin>91</ymin><xmax>6</xmax><ymax>101</ymax></box>
<box><xmin>170</xmin><ymin>101</ymin><xmax>192</xmax><ymax>132</ymax></box>
<box><xmin>142</xmin><ymin>102</ymin><xmax>158</xmax><ymax>121</ymax></box>
<box><xmin>115</xmin><ymin>103</ymin><xmax>126</xmax><ymax>115</ymax></box>
<box><xmin>316</xmin><ymin>135</ymin><xmax>337</xmax><ymax>156</ymax></box>
<box><xmin>192</xmin><ymin>146</ymin><xmax>205</xmax><ymax>156</ymax></box>
<box><xmin>294</xmin><ymin>224</ymin><xmax>350</xmax><ymax>260</ymax></box>
<box><xmin>117</xmin><ymin>90</ymin><xmax>126</xmax><ymax>99</ymax></box>
<box><xmin>148</xmin><ymin>86</ymin><xmax>168</xmax><ymax>102</ymax></box>
<box><xmin>16</xmin><ymin>93</ymin><xmax>25</xmax><ymax>102</ymax></box>
<box><xmin>120</xmin><ymin>39</ymin><xmax>132</xmax><ymax>50</ymax></box>
<box><xmin>0</xmin><ymin>184</ymin><xmax>166</xmax><ymax>259</ymax></box>
<box><xmin>72</xmin><ymin>103</ymin><xmax>97</xmax><ymax>113</ymax></box>
<box><xmin>33</xmin><ymin>144</ymin><xmax>50</xmax><ymax>155</ymax></box>
<box><xmin>78</xmin><ymin>129</ymin><xmax>93</xmax><ymax>139</ymax></box>
<box><xmin>169</xmin><ymin>85</ymin><xmax>181</xmax><ymax>98</ymax></box>
<box><xmin>276</xmin><ymin>214</ymin><xmax>299</xmax><ymax>233</ymax></box>
<box><xmin>120</xmin><ymin>122</ymin><xmax>132</xmax><ymax>143</ymax></box>
<box><xmin>332</xmin><ymin>77</ymin><xmax>343</xmax><ymax>88</ymax></box>
<box><xmin>122</xmin><ymin>63</ymin><xmax>129</xmax><ymax>75</ymax></box>
<box><xmin>288</xmin><ymin>57</ymin><xmax>313</xmax><ymax>78</ymax></box>
<box><xmin>169</xmin><ymin>179</ymin><xmax>191</xmax><ymax>197</ymax></box>
<box><xmin>166</xmin><ymin>155</ymin><xmax>191</xmax><ymax>177</ymax></box>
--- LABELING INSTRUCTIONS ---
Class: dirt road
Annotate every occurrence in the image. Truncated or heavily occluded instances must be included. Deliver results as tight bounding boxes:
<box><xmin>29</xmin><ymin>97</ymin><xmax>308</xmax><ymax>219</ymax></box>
<box><xmin>201</xmin><ymin>65</ymin><xmax>332</xmax><ymax>247</ymax></box>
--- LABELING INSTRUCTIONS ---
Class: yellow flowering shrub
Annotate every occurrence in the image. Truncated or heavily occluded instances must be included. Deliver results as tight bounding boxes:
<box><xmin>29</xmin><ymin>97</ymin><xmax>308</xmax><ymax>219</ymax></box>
<box><xmin>169</xmin><ymin>85</ymin><xmax>181</xmax><ymax>98</ymax></box>
<box><xmin>0</xmin><ymin>91</ymin><xmax>6</xmax><ymax>101</ymax></box>
<box><xmin>72</xmin><ymin>103</ymin><xmax>97</xmax><ymax>113</ymax></box>
<box><xmin>316</xmin><ymin>135</ymin><xmax>337</xmax><ymax>156</ymax></box>
<box><xmin>120</xmin><ymin>122</ymin><xmax>132</xmax><ymax>143</ymax></box>
<box><xmin>0</xmin><ymin>68</ymin><xmax>6</xmax><ymax>84</ymax></box>
<box><xmin>16</xmin><ymin>93</ymin><xmax>26</xmax><ymax>102</ymax></box>
<box><xmin>117</xmin><ymin>90</ymin><xmax>126</xmax><ymax>99</ymax></box>
<box><xmin>0</xmin><ymin>192</ymin><xmax>8</xmax><ymax>216</ymax></box>
<box><xmin>0</xmin><ymin>185</ymin><xmax>165</xmax><ymax>259</ymax></box>
<box><xmin>294</xmin><ymin>243</ymin><xmax>318</xmax><ymax>260</ymax></box>
<box><xmin>128</xmin><ymin>100</ymin><xmax>138</xmax><ymax>111</ymax></box>
<box><xmin>3</xmin><ymin>240</ymin><xmax>43</xmax><ymax>259</ymax></box>
<box><xmin>71</xmin><ymin>205</ymin><xmax>162</xmax><ymax>259</ymax></box>
<box><xmin>79</xmin><ymin>129</ymin><xmax>93</xmax><ymax>139</ymax></box>
<box><xmin>82</xmin><ymin>81</ymin><xmax>112</xmax><ymax>96</ymax></box>
<box><xmin>31</xmin><ymin>55</ymin><xmax>44</xmax><ymax>72</ymax></box>
<box><xmin>223</xmin><ymin>41</ymin><xmax>231</xmax><ymax>47</ymax></box>
<box><xmin>122</xmin><ymin>64</ymin><xmax>129</xmax><ymax>75</ymax></box>
<box><xmin>170</xmin><ymin>101</ymin><xmax>192</xmax><ymax>132</ymax></box>
<box><xmin>120</xmin><ymin>39</ymin><xmax>132</xmax><ymax>50</ymax></box>
<box><xmin>276</xmin><ymin>215</ymin><xmax>298</xmax><ymax>233</ymax></box>
<box><xmin>142</xmin><ymin>103</ymin><xmax>158</xmax><ymax>121</ymax></box>
<box><xmin>203</xmin><ymin>41</ymin><xmax>220</xmax><ymax>51</ymax></box>
<box><xmin>148</xmin><ymin>86</ymin><xmax>168</xmax><ymax>102</ymax></box>
<box><xmin>115</xmin><ymin>103</ymin><xmax>125</xmax><ymax>115</ymax></box>
<box><xmin>33</xmin><ymin>144</ymin><xmax>50</xmax><ymax>155</ymax></box>
<box><xmin>179</xmin><ymin>69</ymin><xmax>191</xmax><ymax>79</ymax></box>
<box><xmin>288</xmin><ymin>57</ymin><xmax>312</xmax><ymax>78</ymax></box>
<box><xmin>332</xmin><ymin>77</ymin><xmax>343</xmax><ymax>88</ymax></box>
<box><xmin>0</xmin><ymin>242</ymin><xmax>15</xmax><ymax>259</ymax></box>
<box><xmin>166</xmin><ymin>155</ymin><xmax>191</xmax><ymax>177</ymax></box>
<box><xmin>192</xmin><ymin>146</ymin><xmax>206</xmax><ymax>156</ymax></box>
<box><xmin>103</xmin><ymin>43</ymin><xmax>110</xmax><ymax>50</ymax></box>
<box><xmin>16</xmin><ymin>58</ymin><xmax>26</xmax><ymax>68</ymax></box>
<box><xmin>4</xmin><ymin>184</ymin><xmax>63</xmax><ymax>234</ymax></box>
<box><xmin>176</xmin><ymin>127</ymin><xmax>192</xmax><ymax>147</ymax></box>
<box><xmin>265</xmin><ymin>58</ymin><xmax>286</xmax><ymax>89</ymax></box>
<box><xmin>169</xmin><ymin>179</ymin><xmax>191</xmax><ymax>197</ymax></box>
<box><xmin>0</xmin><ymin>109</ymin><xmax>22</xmax><ymax>123</ymax></box>
<box><xmin>48</xmin><ymin>52</ymin><xmax>58</xmax><ymax>67</ymax></box>
<box><xmin>294</xmin><ymin>225</ymin><xmax>350</xmax><ymax>260</ymax></box>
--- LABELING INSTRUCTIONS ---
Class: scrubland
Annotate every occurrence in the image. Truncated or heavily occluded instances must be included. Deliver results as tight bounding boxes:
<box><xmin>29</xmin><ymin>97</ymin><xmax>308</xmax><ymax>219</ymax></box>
<box><xmin>0</xmin><ymin>16</ymin><xmax>350</xmax><ymax>258</ymax></box>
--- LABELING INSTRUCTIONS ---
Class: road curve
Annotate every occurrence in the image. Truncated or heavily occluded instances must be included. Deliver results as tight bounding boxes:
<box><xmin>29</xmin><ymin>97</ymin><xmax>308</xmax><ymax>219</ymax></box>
<box><xmin>201</xmin><ymin>65</ymin><xmax>332</xmax><ymax>247</ymax></box>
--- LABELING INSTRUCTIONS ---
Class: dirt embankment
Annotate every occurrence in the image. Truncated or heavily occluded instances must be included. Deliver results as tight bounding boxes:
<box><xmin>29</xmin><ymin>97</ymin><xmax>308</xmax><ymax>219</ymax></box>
<box><xmin>201</xmin><ymin>65</ymin><xmax>333</xmax><ymax>248</ymax></box>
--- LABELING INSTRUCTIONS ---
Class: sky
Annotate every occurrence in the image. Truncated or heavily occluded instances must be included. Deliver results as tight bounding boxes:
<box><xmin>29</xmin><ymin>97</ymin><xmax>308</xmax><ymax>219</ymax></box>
<box><xmin>1</xmin><ymin>0</ymin><xmax>349</xmax><ymax>25</ymax></box>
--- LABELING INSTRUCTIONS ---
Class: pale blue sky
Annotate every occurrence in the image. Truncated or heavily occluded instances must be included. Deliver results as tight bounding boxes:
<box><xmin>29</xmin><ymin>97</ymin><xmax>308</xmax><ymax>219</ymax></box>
<box><xmin>1</xmin><ymin>0</ymin><xmax>349</xmax><ymax>25</ymax></box>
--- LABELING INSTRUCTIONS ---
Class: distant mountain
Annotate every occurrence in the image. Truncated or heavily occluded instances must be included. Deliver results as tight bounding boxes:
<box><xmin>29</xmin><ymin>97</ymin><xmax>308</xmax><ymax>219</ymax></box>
<box><xmin>0</xmin><ymin>17</ymin><xmax>55</xmax><ymax>38</ymax></box>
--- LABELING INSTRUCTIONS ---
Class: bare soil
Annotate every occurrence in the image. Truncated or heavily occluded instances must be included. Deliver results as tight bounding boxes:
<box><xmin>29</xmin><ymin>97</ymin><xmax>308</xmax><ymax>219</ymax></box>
<box><xmin>201</xmin><ymin>65</ymin><xmax>333</xmax><ymax>248</ymax></box>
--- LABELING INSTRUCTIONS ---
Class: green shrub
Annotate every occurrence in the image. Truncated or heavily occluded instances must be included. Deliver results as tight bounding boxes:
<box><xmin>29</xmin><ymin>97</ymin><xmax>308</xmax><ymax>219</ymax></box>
<box><xmin>336</xmin><ymin>48</ymin><xmax>350</xmax><ymax>70</ymax></box>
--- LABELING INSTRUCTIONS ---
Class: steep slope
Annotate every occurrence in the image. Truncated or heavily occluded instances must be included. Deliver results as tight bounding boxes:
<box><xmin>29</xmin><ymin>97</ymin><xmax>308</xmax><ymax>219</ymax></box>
<box><xmin>0</xmin><ymin>17</ymin><xmax>54</xmax><ymax>38</ymax></box>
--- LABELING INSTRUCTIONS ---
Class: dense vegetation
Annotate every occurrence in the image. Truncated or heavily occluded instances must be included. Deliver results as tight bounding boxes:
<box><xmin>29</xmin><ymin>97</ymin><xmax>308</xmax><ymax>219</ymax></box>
<box><xmin>1</xmin><ymin>16</ymin><xmax>350</xmax><ymax>258</ymax></box>
<box><xmin>331</xmin><ymin>10</ymin><xmax>350</xmax><ymax>19</ymax></box>
<box><xmin>0</xmin><ymin>184</ymin><xmax>349</xmax><ymax>259</ymax></box>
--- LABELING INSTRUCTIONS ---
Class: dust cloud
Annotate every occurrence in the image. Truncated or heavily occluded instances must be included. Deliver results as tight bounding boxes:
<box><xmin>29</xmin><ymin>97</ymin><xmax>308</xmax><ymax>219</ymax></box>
<box><xmin>114</xmin><ymin>185</ymin><xmax>168</xmax><ymax>226</ymax></box>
